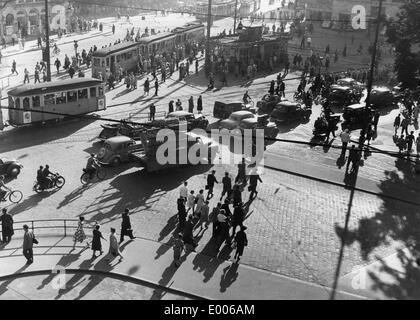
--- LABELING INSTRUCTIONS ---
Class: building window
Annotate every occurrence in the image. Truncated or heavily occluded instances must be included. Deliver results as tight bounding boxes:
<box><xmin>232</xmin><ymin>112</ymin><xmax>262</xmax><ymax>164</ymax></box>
<box><xmin>6</xmin><ymin>14</ymin><xmax>14</xmax><ymax>26</ymax></box>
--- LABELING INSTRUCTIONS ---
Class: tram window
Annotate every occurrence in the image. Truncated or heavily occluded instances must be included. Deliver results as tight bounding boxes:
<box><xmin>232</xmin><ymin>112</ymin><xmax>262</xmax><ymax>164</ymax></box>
<box><xmin>78</xmin><ymin>89</ymin><xmax>88</xmax><ymax>100</ymax></box>
<box><xmin>106</xmin><ymin>58</ymin><xmax>110</xmax><ymax>67</ymax></box>
<box><xmin>93</xmin><ymin>58</ymin><xmax>100</xmax><ymax>67</ymax></box>
<box><xmin>127</xmin><ymin>51</ymin><xmax>132</xmax><ymax>59</ymax></box>
<box><xmin>9</xmin><ymin>96</ymin><xmax>15</xmax><ymax>108</ymax></box>
<box><xmin>67</xmin><ymin>91</ymin><xmax>77</xmax><ymax>103</ymax></box>
<box><xmin>15</xmin><ymin>98</ymin><xmax>20</xmax><ymax>109</ymax></box>
<box><xmin>22</xmin><ymin>97</ymin><xmax>30</xmax><ymax>110</ymax></box>
<box><xmin>116</xmin><ymin>55</ymin><xmax>121</xmax><ymax>63</ymax></box>
<box><xmin>56</xmin><ymin>92</ymin><xmax>66</xmax><ymax>104</ymax></box>
<box><xmin>32</xmin><ymin>96</ymin><xmax>41</xmax><ymax>108</ymax></box>
<box><xmin>98</xmin><ymin>86</ymin><xmax>104</xmax><ymax>97</ymax></box>
<box><xmin>102</xmin><ymin>60</ymin><xmax>105</xmax><ymax>67</ymax></box>
<box><xmin>44</xmin><ymin>94</ymin><xmax>55</xmax><ymax>106</ymax></box>
<box><xmin>90</xmin><ymin>87</ymin><xmax>97</xmax><ymax>98</ymax></box>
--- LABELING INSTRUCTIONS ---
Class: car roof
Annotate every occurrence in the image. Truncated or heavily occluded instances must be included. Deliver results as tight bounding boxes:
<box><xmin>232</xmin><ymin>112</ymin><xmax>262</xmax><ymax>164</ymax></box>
<box><xmin>338</xmin><ymin>77</ymin><xmax>356</xmax><ymax>82</ymax></box>
<box><xmin>277</xmin><ymin>101</ymin><xmax>300</xmax><ymax>107</ymax></box>
<box><xmin>241</xmin><ymin>117</ymin><xmax>258</xmax><ymax>124</ymax></box>
<box><xmin>167</xmin><ymin>111</ymin><xmax>193</xmax><ymax>117</ymax></box>
<box><xmin>331</xmin><ymin>84</ymin><xmax>352</xmax><ymax>91</ymax></box>
<box><xmin>372</xmin><ymin>86</ymin><xmax>390</xmax><ymax>92</ymax></box>
<box><xmin>231</xmin><ymin>111</ymin><xmax>254</xmax><ymax>116</ymax></box>
<box><xmin>104</xmin><ymin>136</ymin><xmax>133</xmax><ymax>145</ymax></box>
<box><xmin>345</xmin><ymin>103</ymin><xmax>366</xmax><ymax>110</ymax></box>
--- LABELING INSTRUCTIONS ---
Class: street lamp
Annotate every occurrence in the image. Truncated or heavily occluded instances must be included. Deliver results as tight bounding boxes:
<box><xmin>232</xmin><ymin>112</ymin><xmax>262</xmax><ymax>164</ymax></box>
<box><xmin>44</xmin><ymin>0</ymin><xmax>51</xmax><ymax>82</ymax></box>
<box><xmin>205</xmin><ymin>0</ymin><xmax>212</xmax><ymax>77</ymax></box>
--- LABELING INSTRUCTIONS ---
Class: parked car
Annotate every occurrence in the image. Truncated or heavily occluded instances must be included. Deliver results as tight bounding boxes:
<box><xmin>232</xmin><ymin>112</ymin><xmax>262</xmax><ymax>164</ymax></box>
<box><xmin>97</xmin><ymin>136</ymin><xmax>144</xmax><ymax>166</ymax></box>
<box><xmin>166</xmin><ymin>111</ymin><xmax>209</xmax><ymax>130</ymax></box>
<box><xmin>0</xmin><ymin>158</ymin><xmax>23</xmax><ymax>178</ymax></box>
<box><xmin>256</xmin><ymin>94</ymin><xmax>284</xmax><ymax>114</ymax></box>
<box><xmin>219</xmin><ymin>110</ymin><xmax>256</xmax><ymax>130</ymax></box>
<box><xmin>270</xmin><ymin>101</ymin><xmax>311</xmax><ymax>123</ymax></box>
<box><xmin>336</xmin><ymin>78</ymin><xmax>364</xmax><ymax>92</ymax></box>
<box><xmin>213</xmin><ymin>101</ymin><xmax>256</xmax><ymax>119</ymax></box>
<box><xmin>327</xmin><ymin>85</ymin><xmax>361</xmax><ymax>109</ymax></box>
<box><xmin>341</xmin><ymin>104</ymin><xmax>373</xmax><ymax>131</ymax></box>
<box><xmin>368</xmin><ymin>86</ymin><xmax>399</xmax><ymax>109</ymax></box>
<box><xmin>239</xmin><ymin>116</ymin><xmax>279</xmax><ymax>138</ymax></box>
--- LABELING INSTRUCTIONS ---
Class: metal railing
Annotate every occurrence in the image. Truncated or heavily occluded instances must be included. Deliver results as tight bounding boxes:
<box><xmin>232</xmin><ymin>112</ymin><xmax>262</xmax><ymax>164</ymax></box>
<box><xmin>0</xmin><ymin>219</ymin><xmax>93</xmax><ymax>238</ymax></box>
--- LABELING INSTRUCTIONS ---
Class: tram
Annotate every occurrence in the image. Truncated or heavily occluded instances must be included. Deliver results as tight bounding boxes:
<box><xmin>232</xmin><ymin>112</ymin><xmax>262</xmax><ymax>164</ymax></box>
<box><xmin>7</xmin><ymin>78</ymin><xmax>106</xmax><ymax>126</ymax></box>
<box><xmin>91</xmin><ymin>22</ymin><xmax>205</xmax><ymax>79</ymax></box>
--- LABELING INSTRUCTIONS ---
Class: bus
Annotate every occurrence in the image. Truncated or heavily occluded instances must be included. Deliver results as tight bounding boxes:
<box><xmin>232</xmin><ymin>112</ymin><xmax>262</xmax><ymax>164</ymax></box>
<box><xmin>7</xmin><ymin>78</ymin><xmax>106</xmax><ymax>126</ymax></box>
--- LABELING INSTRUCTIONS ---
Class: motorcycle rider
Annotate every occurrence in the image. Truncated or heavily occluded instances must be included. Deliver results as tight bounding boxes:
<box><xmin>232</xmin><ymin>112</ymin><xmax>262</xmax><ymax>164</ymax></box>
<box><xmin>0</xmin><ymin>175</ymin><xmax>11</xmax><ymax>201</ymax></box>
<box><xmin>85</xmin><ymin>154</ymin><xmax>99</xmax><ymax>180</ymax></box>
<box><xmin>243</xmin><ymin>91</ymin><xmax>251</xmax><ymax>104</ymax></box>
<box><xmin>42</xmin><ymin>165</ymin><xmax>53</xmax><ymax>188</ymax></box>
<box><xmin>37</xmin><ymin>166</ymin><xmax>47</xmax><ymax>190</ymax></box>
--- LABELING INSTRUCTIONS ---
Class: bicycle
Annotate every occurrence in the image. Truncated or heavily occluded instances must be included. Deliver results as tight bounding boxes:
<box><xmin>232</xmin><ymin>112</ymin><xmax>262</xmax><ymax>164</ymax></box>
<box><xmin>1</xmin><ymin>189</ymin><xmax>23</xmax><ymax>204</ymax></box>
<box><xmin>80</xmin><ymin>166</ymin><xmax>107</xmax><ymax>185</ymax></box>
<box><xmin>52</xmin><ymin>48</ymin><xmax>61</xmax><ymax>56</ymax></box>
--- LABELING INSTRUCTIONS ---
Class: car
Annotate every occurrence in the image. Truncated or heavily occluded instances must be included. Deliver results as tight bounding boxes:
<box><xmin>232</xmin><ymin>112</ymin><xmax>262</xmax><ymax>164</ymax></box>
<box><xmin>97</xmin><ymin>136</ymin><xmax>144</xmax><ymax>166</ymax></box>
<box><xmin>321</xmin><ymin>20</ymin><xmax>332</xmax><ymax>29</ymax></box>
<box><xmin>219</xmin><ymin>111</ymin><xmax>256</xmax><ymax>130</ymax></box>
<box><xmin>239</xmin><ymin>116</ymin><xmax>279</xmax><ymax>138</ymax></box>
<box><xmin>256</xmin><ymin>94</ymin><xmax>285</xmax><ymax>114</ymax></box>
<box><xmin>368</xmin><ymin>86</ymin><xmax>399</xmax><ymax>109</ymax></box>
<box><xmin>0</xmin><ymin>158</ymin><xmax>23</xmax><ymax>179</ymax></box>
<box><xmin>213</xmin><ymin>101</ymin><xmax>256</xmax><ymax>119</ymax></box>
<box><xmin>270</xmin><ymin>101</ymin><xmax>311</xmax><ymax>123</ymax></box>
<box><xmin>341</xmin><ymin>103</ymin><xmax>373</xmax><ymax>131</ymax></box>
<box><xmin>166</xmin><ymin>111</ymin><xmax>209</xmax><ymax>130</ymax></box>
<box><xmin>336</xmin><ymin>78</ymin><xmax>364</xmax><ymax>92</ymax></box>
<box><xmin>327</xmin><ymin>85</ymin><xmax>361</xmax><ymax>109</ymax></box>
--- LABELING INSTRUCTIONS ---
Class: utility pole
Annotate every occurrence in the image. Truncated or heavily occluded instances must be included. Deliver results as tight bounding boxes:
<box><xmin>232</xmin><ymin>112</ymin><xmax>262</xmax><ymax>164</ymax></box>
<box><xmin>205</xmin><ymin>0</ymin><xmax>212</xmax><ymax>77</ymax></box>
<box><xmin>233</xmin><ymin>0</ymin><xmax>239</xmax><ymax>34</ymax></box>
<box><xmin>44</xmin><ymin>0</ymin><xmax>51</xmax><ymax>81</ymax></box>
<box><xmin>364</xmin><ymin>0</ymin><xmax>383</xmax><ymax>111</ymax></box>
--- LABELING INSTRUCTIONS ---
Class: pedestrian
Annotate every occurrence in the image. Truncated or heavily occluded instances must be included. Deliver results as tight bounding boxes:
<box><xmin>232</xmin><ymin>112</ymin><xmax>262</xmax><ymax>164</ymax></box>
<box><xmin>339</xmin><ymin>129</ymin><xmax>351</xmax><ymax>157</ymax></box>
<box><xmin>233</xmin><ymin>226</ymin><xmax>248</xmax><ymax>262</ymax></box>
<box><xmin>120</xmin><ymin>208</ymin><xmax>135</xmax><ymax>243</ymax></box>
<box><xmin>216</xmin><ymin>211</ymin><xmax>231</xmax><ymax>250</ymax></box>
<box><xmin>154</xmin><ymin>79</ymin><xmax>159</xmax><ymax>96</ymax></box>
<box><xmin>397</xmin><ymin>135</ymin><xmax>407</xmax><ymax>154</ymax></box>
<box><xmin>279</xmin><ymin>80</ymin><xmax>285</xmax><ymax>98</ymax></box>
<box><xmin>220</xmin><ymin>172</ymin><xmax>232</xmax><ymax>201</ymax></box>
<box><xmin>182</xmin><ymin>216</ymin><xmax>197</xmax><ymax>250</ymax></box>
<box><xmin>406</xmin><ymin>131</ymin><xmax>415</xmax><ymax>153</ymax></box>
<box><xmin>231</xmin><ymin>203</ymin><xmax>244</xmax><ymax>237</ymax></box>
<box><xmin>177</xmin><ymin>197</ymin><xmax>187</xmax><ymax>230</ymax></box>
<box><xmin>91</xmin><ymin>224</ymin><xmax>105</xmax><ymax>258</ymax></box>
<box><xmin>188</xmin><ymin>96</ymin><xmax>194</xmax><ymax>113</ymax></box>
<box><xmin>0</xmin><ymin>208</ymin><xmax>14</xmax><ymax>244</ymax></box>
<box><xmin>343</xmin><ymin>45</ymin><xmax>347</xmax><ymax>57</ymax></box>
<box><xmin>179</xmin><ymin>181</ymin><xmax>188</xmax><ymax>201</ymax></box>
<box><xmin>393</xmin><ymin>114</ymin><xmax>401</xmax><ymax>135</ymax></box>
<box><xmin>173</xmin><ymin>233</ymin><xmax>184</xmax><ymax>267</ymax></box>
<box><xmin>210</xmin><ymin>202</ymin><xmax>222</xmax><ymax>237</ymax></box>
<box><xmin>73</xmin><ymin>216</ymin><xmax>89</xmax><ymax>248</ymax></box>
<box><xmin>54</xmin><ymin>58</ymin><xmax>61</xmax><ymax>74</ymax></box>
<box><xmin>149</xmin><ymin>103</ymin><xmax>156</xmax><ymax>121</ymax></box>
<box><xmin>373</xmin><ymin>111</ymin><xmax>380</xmax><ymax>131</ymax></box>
<box><xmin>235</xmin><ymin>158</ymin><xmax>247</xmax><ymax>184</ymax></box>
<box><xmin>195</xmin><ymin>189</ymin><xmax>205</xmax><ymax>215</ymax></box>
<box><xmin>68</xmin><ymin>65</ymin><xmax>75</xmax><ymax>79</ymax></box>
<box><xmin>144</xmin><ymin>77</ymin><xmax>150</xmax><ymax>96</ymax></box>
<box><xmin>197</xmin><ymin>95</ymin><xmax>203</xmax><ymax>113</ymax></box>
<box><xmin>366</xmin><ymin>125</ymin><xmax>374</xmax><ymax>145</ymax></box>
<box><xmin>195</xmin><ymin>59</ymin><xmax>199</xmax><ymax>74</ymax></box>
<box><xmin>221</xmin><ymin>198</ymin><xmax>232</xmax><ymax>218</ymax></box>
<box><xmin>197</xmin><ymin>201</ymin><xmax>210</xmax><ymax>231</ymax></box>
<box><xmin>400</xmin><ymin>116</ymin><xmax>409</xmax><ymax>136</ymax></box>
<box><xmin>232</xmin><ymin>184</ymin><xmax>242</xmax><ymax>207</ymax></box>
<box><xmin>269</xmin><ymin>80</ymin><xmax>275</xmax><ymax>95</ymax></box>
<box><xmin>22</xmin><ymin>224</ymin><xmax>35</xmax><ymax>264</ymax></box>
<box><xmin>169</xmin><ymin>100</ymin><xmax>174</xmax><ymax>114</ymax></box>
<box><xmin>106</xmin><ymin>228</ymin><xmax>123</xmax><ymax>262</ymax></box>
<box><xmin>187</xmin><ymin>190</ymin><xmax>195</xmax><ymax>213</ymax></box>
<box><xmin>23</xmin><ymin>68</ymin><xmax>30</xmax><ymax>83</ymax></box>
<box><xmin>206</xmin><ymin>170</ymin><xmax>218</xmax><ymax>199</ymax></box>
<box><xmin>176</xmin><ymin>99</ymin><xmax>182</xmax><ymax>111</ymax></box>
<box><xmin>248</xmin><ymin>170</ymin><xmax>262</xmax><ymax>200</ymax></box>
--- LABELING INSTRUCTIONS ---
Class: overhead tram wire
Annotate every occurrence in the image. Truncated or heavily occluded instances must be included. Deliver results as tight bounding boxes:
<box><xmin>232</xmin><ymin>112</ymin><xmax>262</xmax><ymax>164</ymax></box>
<box><xmin>66</xmin><ymin>0</ymin><xmax>379</xmax><ymax>25</ymax></box>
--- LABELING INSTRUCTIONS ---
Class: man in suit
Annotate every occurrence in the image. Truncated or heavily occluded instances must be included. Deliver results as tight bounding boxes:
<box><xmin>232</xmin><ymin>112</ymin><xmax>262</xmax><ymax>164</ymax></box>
<box><xmin>22</xmin><ymin>225</ymin><xmax>34</xmax><ymax>264</ymax></box>
<box><xmin>120</xmin><ymin>208</ymin><xmax>135</xmax><ymax>243</ymax></box>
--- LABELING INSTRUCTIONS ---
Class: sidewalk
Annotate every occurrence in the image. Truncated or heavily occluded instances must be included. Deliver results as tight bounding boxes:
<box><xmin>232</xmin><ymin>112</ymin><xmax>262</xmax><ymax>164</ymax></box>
<box><xmin>0</xmin><ymin>236</ymin><xmax>365</xmax><ymax>300</ymax></box>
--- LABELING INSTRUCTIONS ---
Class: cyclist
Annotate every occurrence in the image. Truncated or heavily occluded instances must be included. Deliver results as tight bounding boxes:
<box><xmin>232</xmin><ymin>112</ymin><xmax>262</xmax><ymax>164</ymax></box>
<box><xmin>53</xmin><ymin>43</ymin><xmax>60</xmax><ymax>54</ymax></box>
<box><xmin>243</xmin><ymin>91</ymin><xmax>251</xmax><ymax>104</ymax></box>
<box><xmin>0</xmin><ymin>175</ymin><xmax>11</xmax><ymax>202</ymax></box>
<box><xmin>85</xmin><ymin>154</ymin><xmax>99</xmax><ymax>180</ymax></box>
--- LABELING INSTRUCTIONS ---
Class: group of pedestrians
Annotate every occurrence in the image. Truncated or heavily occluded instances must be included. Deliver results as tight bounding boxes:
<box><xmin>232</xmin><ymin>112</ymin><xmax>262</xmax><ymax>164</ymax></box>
<box><xmin>393</xmin><ymin>103</ymin><xmax>420</xmax><ymax>157</ymax></box>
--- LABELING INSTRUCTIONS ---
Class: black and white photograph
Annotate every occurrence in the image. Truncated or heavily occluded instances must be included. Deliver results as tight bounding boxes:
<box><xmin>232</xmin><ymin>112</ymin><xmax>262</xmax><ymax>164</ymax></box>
<box><xmin>0</xmin><ymin>0</ymin><xmax>419</xmax><ymax>306</ymax></box>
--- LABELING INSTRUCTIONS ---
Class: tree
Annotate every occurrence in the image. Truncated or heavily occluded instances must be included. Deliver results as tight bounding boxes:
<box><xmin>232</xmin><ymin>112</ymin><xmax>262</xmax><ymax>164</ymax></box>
<box><xmin>386</xmin><ymin>1</ymin><xmax>420</xmax><ymax>89</ymax></box>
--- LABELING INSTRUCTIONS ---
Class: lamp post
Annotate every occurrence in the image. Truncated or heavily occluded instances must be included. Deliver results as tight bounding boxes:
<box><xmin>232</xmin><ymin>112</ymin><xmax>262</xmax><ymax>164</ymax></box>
<box><xmin>44</xmin><ymin>0</ymin><xmax>51</xmax><ymax>81</ymax></box>
<box><xmin>205</xmin><ymin>0</ymin><xmax>212</xmax><ymax>77</ymax></box>
<box><xmin>233</xmin><ymin>0</ymin><xmax>239</xmax><ymax>34</ymax></box>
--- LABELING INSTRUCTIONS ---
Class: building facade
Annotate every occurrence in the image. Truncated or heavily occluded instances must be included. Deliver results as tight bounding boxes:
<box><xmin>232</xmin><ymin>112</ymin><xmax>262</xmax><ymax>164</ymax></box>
<box><xmin>0</xmin><ymin>0</ymin><xmax>73</xmax><ymax>41</ymax></box>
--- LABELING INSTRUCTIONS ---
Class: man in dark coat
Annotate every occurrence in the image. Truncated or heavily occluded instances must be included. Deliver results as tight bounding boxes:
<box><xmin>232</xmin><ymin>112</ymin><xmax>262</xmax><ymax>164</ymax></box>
<box><xmin>177</xmin><ymin>197</ymin><xmax>187</xmax><ymax>230</ymax></box>
<box><xmin>233</xmin><ymin>226</ymin><xmax>248</xmax><ymax>262</ymax></box>
<box><xmin>188</xmin><ymin>96</ymin><xmax>194</xmax><ymax>113</ymax></box>
<box><xmin>197</xmin><ymin>95</ymin><xmax>203</xmax><ymax>113</ymax></box>
<box><xmin>1</xmin><ymin>208</ymin><xmax>14</xmax><ymax>244</ymax></box>
<box><xmin>183</xmin><ymin>216</ymin><xmax>197</xmax><ymax>249</ymax></box>
<box><xmin>206</xmin><ymin>170</ymin><xmax>218</xmax><ymax>199</ymax></box>
<box><xmin>220</xmin><ymin>172</ymin><xmax>232</xmax><ymax>201</ymax></box>
<box><xmin>248</xmin><ymin>170</ymin><xmax>262</xmax><ymax>200</ymax></box>
<box><xmin>120</xmin><ymin>208</ymin><xmax>135</xmax><ymax>243</ymax></box>
<box><xmin>231</xmin><ymin>203</ymin><xmax>244</xmax><ymax>237</ymax></box>
<box><xmin>346</xmin><ymin>145</ymin><xmax>359</xmax><ymax>174</ymax></box>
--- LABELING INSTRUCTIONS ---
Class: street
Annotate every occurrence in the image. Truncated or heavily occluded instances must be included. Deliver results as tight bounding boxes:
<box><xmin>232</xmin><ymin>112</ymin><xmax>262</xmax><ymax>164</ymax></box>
<box><xmin>1</xmin><ymin>10</ymin><xmax>420</xmax><ymax>300</ymax></box>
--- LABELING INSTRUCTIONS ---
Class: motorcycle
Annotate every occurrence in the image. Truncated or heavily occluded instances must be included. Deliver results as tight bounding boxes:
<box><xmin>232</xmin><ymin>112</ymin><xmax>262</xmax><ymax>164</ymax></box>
<box><xmin>33</xmin><ymin>173</ymin><xmax>66</xmax><ymax>193</ymax></box>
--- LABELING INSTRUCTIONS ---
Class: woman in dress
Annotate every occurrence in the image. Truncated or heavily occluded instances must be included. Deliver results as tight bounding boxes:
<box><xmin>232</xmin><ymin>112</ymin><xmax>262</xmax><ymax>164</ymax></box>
<box><xmin>186</xmin><ymin>190</ymin><xmax>195</xmax><ymax>214</ymax></box>
<box><xmin>107</xmin><ymin>228</ymin><xmax>123</xmax><ymax>262</ymax></box>
<box><xmin>91</xmin><ymin>224</ymin><xmax>106</xmax><ymax>258</ymax></box>
<box><xmin>73</xmin><ymin>216</ymin><xmax>89</xmax><ymax>249</ymax></box>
